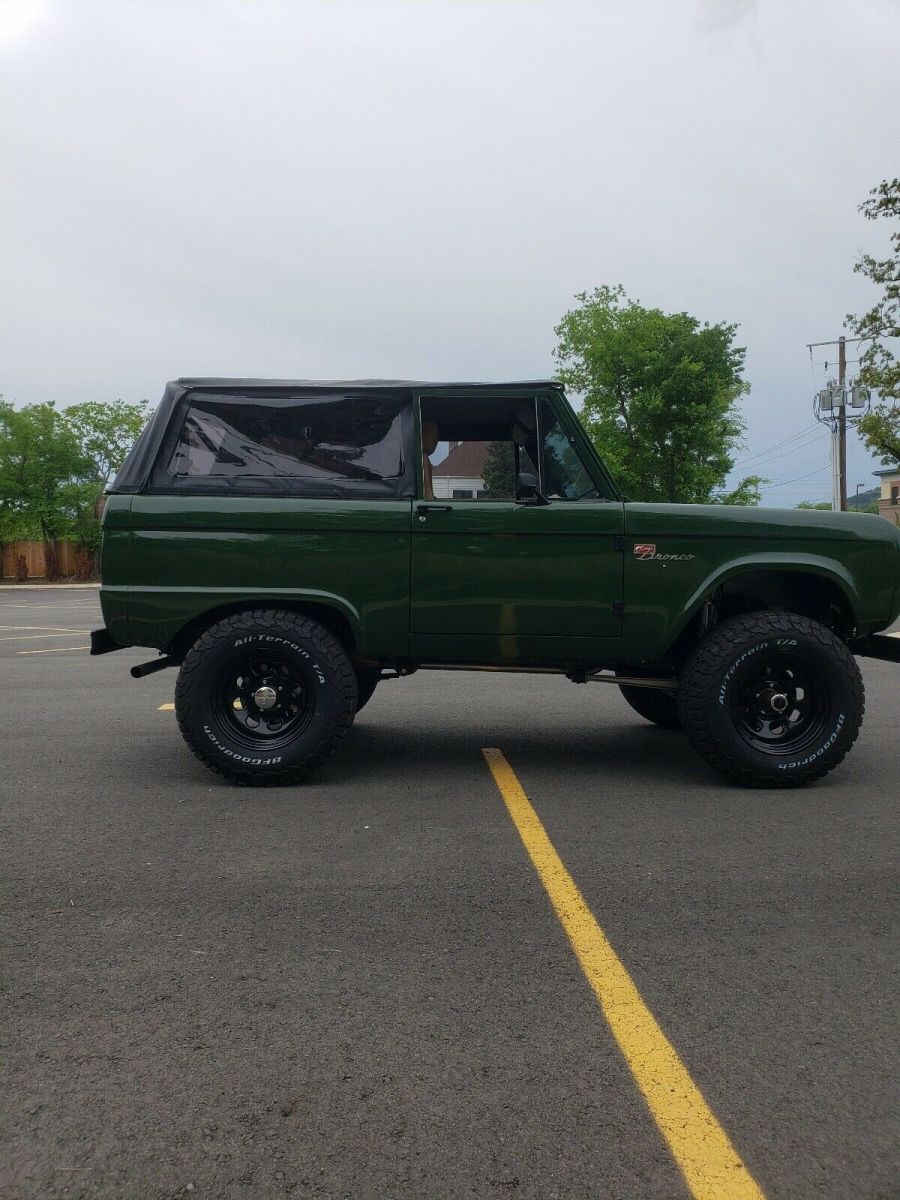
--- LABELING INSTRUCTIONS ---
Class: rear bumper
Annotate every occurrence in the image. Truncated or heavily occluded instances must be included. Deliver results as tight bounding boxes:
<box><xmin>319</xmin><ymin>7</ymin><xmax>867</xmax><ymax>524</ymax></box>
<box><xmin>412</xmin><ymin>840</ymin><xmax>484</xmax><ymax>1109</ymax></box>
<box><xmin>853</xmin><ymin>633</ymin><xmax>900</xmax><ymax>664</ymax></box>
<box><xmin>90</xmin><ymin>627</ymin><xmax>124</xmax><ymax>656</ymax></box>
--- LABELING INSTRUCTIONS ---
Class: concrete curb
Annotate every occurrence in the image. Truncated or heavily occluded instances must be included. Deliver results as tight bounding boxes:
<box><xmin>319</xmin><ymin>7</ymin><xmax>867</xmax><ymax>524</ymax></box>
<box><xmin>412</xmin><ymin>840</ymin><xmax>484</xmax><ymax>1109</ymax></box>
<box><xmin>0</xmin><ymin>583</ymin><xmax>101</xmax><ymax>590</ymax></box>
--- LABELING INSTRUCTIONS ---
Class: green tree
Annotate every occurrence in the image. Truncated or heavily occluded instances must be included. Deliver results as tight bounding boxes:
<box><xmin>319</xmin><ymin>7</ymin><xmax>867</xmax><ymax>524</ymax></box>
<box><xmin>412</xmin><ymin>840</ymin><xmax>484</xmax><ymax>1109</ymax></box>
<box><xmin>554</xmin><ymin>286</ymin><xmax>754</xmax><ymax>503</ymax></box>
<box><xmin>846</xmin><ymin>177</ymin><xmax>899</xmax><ymax>464</ymax></box>
<box><xmin>0</xmin><ymin>398</ymin><xmax>147</xmax><ymax>577</ymax></box>
<box><xmin>64</xmin><ymin>399</ymin><xmax>149</xmax><ymax>548</ymax></box>
<box><xmin>0</xmin><ymin>401</ymin><xmax>94</xmax><ymax>577</ymax></box>
<box><xmin>857</xmin><ymin>404</ymin><xmax>899</xmax><ymax>465</ymax></box>
<box><xmin>796</xmin><ymin>497</ymin><xmax>878</xmax><ymax>513</ymax></box>
<box><xmin>481</xmin><ymin>440</ymin><xmax>516</xmax><ymax>499</ymax></box>
<box><xmin>712</xmin><ymin>474</ymin><xmax>767</xmax><ymax>506</ymax></box>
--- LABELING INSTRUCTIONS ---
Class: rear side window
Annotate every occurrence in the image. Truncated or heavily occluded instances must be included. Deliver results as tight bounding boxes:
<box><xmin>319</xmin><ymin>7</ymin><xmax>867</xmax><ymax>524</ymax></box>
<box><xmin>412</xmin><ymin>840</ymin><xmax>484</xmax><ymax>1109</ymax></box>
<box><xmin>155</xmin><ymin>391</ymin><xmax>414</xmax><ymax>498</ymax></box>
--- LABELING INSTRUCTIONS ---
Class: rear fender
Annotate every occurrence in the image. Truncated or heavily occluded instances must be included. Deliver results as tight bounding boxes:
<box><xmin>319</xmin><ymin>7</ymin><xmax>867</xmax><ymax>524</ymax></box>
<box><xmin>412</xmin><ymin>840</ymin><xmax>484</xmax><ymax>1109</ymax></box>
<box><xmin>127</xmin><ymin>589</ymin><xmax>365</xmax><ymax>658</ymax></box>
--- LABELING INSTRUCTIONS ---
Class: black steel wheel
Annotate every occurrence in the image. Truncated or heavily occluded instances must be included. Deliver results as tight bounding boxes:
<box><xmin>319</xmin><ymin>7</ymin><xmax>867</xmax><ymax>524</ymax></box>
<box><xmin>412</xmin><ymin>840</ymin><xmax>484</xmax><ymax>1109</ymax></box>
<box><xmin>175</xmin><ymin>609</ymin><xmax>357</xmax><ymax>785</ymax></box>
<box><xmin>730</xmin><ymin>657</ymin><xmax>827</xmax><ymax>756</ymax></box>
<box><xmin>618</xmin><ymin>683</ymin><xmax>680</xmax><ymax>729</ymax></box>
<box><xmin>678</xmin><ymin>610</ymin><xmax>864</xmax><ymax>787</ymax></box>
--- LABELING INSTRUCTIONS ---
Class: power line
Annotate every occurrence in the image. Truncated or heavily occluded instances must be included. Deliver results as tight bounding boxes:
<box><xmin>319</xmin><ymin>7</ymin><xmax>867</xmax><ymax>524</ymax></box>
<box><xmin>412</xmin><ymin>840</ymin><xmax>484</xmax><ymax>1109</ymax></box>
<box><xmin>738</xmin><ymin>431</ymin><xmax>830</xmax><ymax>471</ymax></box>
<box><xmin>763</xmin><ymin>490</ymin><xmax>831</xmax><ymax>497</ymax></box>
<box><xmin>810</xmin><ymin>356</ymin><xmax>865</xmax><ymax>368</ymax></box>
<box><xmin>806</xmin><ymin>333</ymin><xmax>888</xmax><ymax>348</ymax></box>
<box><xmin>735</xmin><ymin>423</ymin><xmax>820</xmax><ymax>465</ymax></box>
<box><xmin>733</xmin><ymin>423</ymin><xmax>821</xmax><ymax>467</ymax></box>
<box><xmin>763</xmin><ymin>465</ymin><xmax>831</xmax><ymax>488</ymax></box>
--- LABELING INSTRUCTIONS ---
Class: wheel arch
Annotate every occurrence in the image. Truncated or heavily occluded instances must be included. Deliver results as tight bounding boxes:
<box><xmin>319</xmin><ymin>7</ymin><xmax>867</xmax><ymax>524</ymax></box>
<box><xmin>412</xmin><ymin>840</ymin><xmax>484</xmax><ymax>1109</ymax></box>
<box><xmin>166</xmin><ymin>595</ymin><xmax>361</xmax><ymax>660</ymax></box>
<box><xmin>665</xmin><ymin>558</ymin><xmax>860</xmax><ymax>666</ymax></box>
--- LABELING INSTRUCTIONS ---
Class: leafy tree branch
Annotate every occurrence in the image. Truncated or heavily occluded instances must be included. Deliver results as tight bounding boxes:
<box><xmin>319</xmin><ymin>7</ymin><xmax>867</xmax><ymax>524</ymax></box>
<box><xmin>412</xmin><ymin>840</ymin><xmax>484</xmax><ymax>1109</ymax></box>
<box><xmin>554</xmin><ymin>286</ymin><xmax>755</xmax><ymax>503</ymax></box>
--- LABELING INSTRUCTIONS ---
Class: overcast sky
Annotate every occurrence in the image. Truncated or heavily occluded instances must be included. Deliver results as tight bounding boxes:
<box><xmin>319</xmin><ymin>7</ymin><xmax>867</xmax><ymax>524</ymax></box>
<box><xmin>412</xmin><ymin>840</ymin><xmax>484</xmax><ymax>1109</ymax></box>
<box><xmin>1</xmin><ymin>0</ymin><xmax>897</xmax><ymax>503</ymax></box>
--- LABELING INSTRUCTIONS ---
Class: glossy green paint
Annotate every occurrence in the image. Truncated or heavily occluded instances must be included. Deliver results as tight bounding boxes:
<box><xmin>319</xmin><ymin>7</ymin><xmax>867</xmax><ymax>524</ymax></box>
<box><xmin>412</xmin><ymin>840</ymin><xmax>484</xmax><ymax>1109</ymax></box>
<box><xmin>99</xmin><ymin>388</ymin><xmax>900</xmax><ymax>669</ymax></box>
<box><xmin>410</xmin><ymin>499</ymin><xmax>623</xmax><ymax>662</ymax></box>
<box><xmin>622</xmin><ymin>502</ymin><xmax>899</xmax><ymax>661</ymax></box>
<box><xmin>100</xmin><ymin>494</ymin><xmax>412</xmax><ymax>657</ymax></box>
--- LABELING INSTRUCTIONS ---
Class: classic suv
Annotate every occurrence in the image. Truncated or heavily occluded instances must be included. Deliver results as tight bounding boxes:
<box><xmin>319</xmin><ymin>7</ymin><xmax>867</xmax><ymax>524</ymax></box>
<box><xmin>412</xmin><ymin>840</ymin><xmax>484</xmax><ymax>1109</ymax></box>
<box><xmin>93</xmin><ymin>378</ymin><xmax>900</xmax><ymax>788</ymax></box>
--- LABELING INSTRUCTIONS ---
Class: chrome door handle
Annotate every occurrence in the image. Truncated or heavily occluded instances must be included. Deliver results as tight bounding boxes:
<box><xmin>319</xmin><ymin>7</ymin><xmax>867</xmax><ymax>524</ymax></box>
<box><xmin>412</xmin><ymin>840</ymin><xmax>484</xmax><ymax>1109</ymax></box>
<box><xmin>416</xmin><ymin>504</ymin><xmax>453</xmax><ymax>521</ymax></box>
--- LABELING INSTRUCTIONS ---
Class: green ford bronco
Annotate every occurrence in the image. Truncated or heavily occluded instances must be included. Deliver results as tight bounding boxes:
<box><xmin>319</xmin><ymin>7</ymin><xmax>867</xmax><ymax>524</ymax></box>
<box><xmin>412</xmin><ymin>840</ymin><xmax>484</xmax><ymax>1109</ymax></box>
<box><xmin>92</xmin><ymin>378</ymin><xmax>900</xmax><ymax>788</ymax></box>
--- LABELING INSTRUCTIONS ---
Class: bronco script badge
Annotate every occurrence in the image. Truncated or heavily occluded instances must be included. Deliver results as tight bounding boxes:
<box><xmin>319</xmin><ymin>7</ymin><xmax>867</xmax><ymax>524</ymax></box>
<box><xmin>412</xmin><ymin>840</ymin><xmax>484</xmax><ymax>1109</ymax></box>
<box><xmin>634</xmin><ymin>543</ymin><xmax>695</xmax><ymax>562</ymax></box>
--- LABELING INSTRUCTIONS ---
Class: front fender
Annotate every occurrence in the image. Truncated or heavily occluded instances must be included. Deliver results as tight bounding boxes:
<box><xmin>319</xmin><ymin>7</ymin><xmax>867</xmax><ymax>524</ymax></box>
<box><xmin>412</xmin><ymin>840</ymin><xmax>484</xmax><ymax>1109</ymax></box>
<box><xmin>623</xmin><ymin>551</ymin><xmax>875</xmax><ymax>665</ymax></box>
<box><xmin>670</xmin><ymin>553</ymin><xmax>860</xmax><ymax>641</ymax></box>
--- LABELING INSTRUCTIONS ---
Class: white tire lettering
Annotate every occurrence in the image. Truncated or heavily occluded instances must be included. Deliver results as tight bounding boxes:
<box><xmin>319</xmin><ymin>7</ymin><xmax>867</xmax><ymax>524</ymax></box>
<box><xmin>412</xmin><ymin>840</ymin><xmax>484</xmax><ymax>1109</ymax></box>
<box><xmin>202</xmin><ymin>725</ymin><xmax>282</xmax><ymax>766</ymax></box>
<box><xmin>775</xmin><ymin>714</ymin><xmax>845</xmax><ymax>770</ymax></box>
<box><xmin>718</xmin><ymin>641</ymin><xmax>770</xmax><ymax>706</ymax></box>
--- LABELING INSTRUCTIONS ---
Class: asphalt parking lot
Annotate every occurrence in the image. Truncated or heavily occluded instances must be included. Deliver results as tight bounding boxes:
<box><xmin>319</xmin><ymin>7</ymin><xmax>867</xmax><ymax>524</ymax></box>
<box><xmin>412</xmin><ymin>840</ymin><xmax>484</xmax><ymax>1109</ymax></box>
<box><xmin>2</xmin><ymin>586</ymin><xmax>898</xmax><ymax>1200</ymax></box>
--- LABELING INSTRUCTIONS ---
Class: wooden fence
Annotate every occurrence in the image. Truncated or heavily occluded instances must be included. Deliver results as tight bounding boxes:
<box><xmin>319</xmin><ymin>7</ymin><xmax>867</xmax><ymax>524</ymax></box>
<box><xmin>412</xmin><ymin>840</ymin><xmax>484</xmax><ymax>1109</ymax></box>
<box><xmin>2</xmin><ymin>541</ymin><xmax>86</xmax><ymax>580</ymax></box>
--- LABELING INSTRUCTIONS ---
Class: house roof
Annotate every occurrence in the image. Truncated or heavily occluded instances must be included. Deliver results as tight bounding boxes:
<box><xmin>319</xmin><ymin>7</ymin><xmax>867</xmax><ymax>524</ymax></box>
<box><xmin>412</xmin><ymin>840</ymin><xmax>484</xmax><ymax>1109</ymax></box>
<box><xmin>873</xmin><ymin>466</ymin><xmax>900</xmax><ymax>477</ymax></box>
<box><xmin>432</xmin><ymin>441</ymin><xmax>490</xmax><ymax>478</ymax></box>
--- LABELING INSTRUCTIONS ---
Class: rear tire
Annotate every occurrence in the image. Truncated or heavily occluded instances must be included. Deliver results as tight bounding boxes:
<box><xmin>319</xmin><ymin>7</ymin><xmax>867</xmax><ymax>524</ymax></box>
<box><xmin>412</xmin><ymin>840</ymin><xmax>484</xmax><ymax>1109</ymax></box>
<box><xmin>618</xmin><ymin>684</ymin><xmax>680</xmax><ymax>729</ymax></box>
<box><xmin>174</xmin><ymin>609</ymin><xmax>357</xmax><ymax>785</ymax></box>
<box><xmin>677</xmin><ymin>611</ymin><xmax>864</xmax><ymax>787</ymax></box>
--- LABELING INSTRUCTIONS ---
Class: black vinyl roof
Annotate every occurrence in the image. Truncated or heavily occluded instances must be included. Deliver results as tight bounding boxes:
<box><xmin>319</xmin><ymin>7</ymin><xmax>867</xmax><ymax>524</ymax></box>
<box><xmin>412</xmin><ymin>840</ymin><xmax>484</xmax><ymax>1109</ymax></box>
<box><xmin>110</xmin><ymin>378</ymin><xmax>566</xmax><ymax>494</ymax></box>
<box><xmin>177</xmin><ymin>377</ymin><xmax>561</xmax><ymax>392</ymax></box>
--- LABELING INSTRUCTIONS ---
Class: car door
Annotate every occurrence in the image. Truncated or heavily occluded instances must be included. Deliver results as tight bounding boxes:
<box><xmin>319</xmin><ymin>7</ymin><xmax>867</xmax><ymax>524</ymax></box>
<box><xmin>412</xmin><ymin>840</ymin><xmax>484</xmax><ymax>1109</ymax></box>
<box><xmin>409</xmin><ymin>396</ymin><xmax>624</xmax><ymax>664</ymax></box>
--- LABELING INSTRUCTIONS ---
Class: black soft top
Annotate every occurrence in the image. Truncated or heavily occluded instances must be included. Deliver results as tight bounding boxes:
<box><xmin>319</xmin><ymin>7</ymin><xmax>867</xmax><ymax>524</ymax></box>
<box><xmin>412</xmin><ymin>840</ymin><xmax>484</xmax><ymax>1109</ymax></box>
<box><xmin>110</xmin><ymin>378</ymin><xmax>563</xmax><ymax>494</ymax></box>
<box><xmin>176</xmin><ymin>377</ymin><xmax>560</xmax><ymax>391</ymax></box>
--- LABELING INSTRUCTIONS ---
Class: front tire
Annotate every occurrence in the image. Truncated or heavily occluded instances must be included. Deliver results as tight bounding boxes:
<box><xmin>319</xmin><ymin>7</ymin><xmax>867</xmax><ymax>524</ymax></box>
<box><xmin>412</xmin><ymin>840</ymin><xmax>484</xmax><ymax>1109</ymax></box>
<box><xmin>677</xmin><ymin>611</ymin><xmax>864</xmax><ymax>787</ymax></box>
<box><xmin>174</xmin><ymin>609</ymin><xmax>357</xmax><ymax>785</ymax></box>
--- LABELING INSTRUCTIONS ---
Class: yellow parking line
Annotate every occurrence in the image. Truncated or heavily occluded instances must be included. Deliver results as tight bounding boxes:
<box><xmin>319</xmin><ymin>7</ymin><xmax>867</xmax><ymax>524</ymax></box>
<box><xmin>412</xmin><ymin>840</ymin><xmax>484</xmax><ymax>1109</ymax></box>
<box><xmin>158</xmin><ymin>703</ymin><xmax>175</xmax><ymax>711</ymax></box>
<box><xmin>17</xmin><ymin>645</ymin><xmax>90</xmax><ymax>655</ymax></box>
<box><xmin>482</xmin><ymin>747</ymin><xmax>765</xmax><ymax>1200</ymax></box>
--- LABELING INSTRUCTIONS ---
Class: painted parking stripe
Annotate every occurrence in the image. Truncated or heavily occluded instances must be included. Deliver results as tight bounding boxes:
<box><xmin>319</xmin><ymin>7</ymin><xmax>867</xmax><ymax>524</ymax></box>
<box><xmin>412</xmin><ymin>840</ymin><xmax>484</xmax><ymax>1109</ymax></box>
<box><xmin>0</xmin><ymin>632</ymin><xmax>91</xmax><ymax>641</ymax></box>
<box><xmin>0</xmin><ymin>628</ymin><xmax>90</xmax><ymax>638</ymax></box>
<box><xmin>0</xmin><ymin>601</ymin><xmax>97</xmax><ymax>606</ymax></box>
<box><xmin>16</xmin><ymin>645</ymin><xmax>90</xmax><ymax>655</ymax></box>
<box><xmin>0</xmin><ymin>604</ymin><xmax>98</xmax><ymax>611</ymax></box>
<box><xmin>158</xmin><ymin>703</ymin><xmax>175</xmax><ymax>711</ymax></box>
<box><xmin>482</xmin><ymin>747</ymin><xmax>765</xmax><ymax>1200</ymax></box>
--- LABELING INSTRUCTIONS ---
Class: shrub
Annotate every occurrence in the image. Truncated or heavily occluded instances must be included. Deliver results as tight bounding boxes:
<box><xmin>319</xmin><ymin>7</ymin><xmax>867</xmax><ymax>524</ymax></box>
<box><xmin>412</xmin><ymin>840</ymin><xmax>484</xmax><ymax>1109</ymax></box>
<box><xmin>74</xmin><ymin>549</ymin><xmax>94</xmax><ymax>582</ymax></box>
<box><xmin>44</xmin><ymin>542</ymin><xmax>60</xmax><ymax>583</ymax></box>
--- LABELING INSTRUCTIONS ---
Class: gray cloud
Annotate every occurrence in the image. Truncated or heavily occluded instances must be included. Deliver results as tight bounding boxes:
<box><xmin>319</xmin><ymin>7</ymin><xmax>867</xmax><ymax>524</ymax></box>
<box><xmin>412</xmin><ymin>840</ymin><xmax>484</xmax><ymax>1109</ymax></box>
<box><xmin>696</xmin><ymin>0</ymin><xmax>757</xmax><ymax>32</ymax></box>
<box><xmin>1</xmin><ymin>0</ymin><xmax>898</xmax><ymax>503</ymax></box>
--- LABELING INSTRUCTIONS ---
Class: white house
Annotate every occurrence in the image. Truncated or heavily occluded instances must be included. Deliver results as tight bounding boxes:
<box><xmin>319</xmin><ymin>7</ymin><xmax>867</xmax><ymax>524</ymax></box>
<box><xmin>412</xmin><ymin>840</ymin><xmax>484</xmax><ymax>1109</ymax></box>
<box><xmin>431</xmin><ymin>441</ymin><xmax>489</xmax><ymax>499</ymax></box>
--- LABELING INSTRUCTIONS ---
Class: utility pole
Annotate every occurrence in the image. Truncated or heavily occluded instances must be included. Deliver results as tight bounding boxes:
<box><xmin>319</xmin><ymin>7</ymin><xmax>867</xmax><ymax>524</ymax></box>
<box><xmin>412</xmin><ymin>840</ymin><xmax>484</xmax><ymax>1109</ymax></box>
<box><xmin>808</xmin><ymin>335</ymin><xmax>871</xmax><ymax>513</ymax></box>
<box><xmin>838</xmin><ymin>336</ymin><xmax>847</xmax><ymax>511</ymax></box>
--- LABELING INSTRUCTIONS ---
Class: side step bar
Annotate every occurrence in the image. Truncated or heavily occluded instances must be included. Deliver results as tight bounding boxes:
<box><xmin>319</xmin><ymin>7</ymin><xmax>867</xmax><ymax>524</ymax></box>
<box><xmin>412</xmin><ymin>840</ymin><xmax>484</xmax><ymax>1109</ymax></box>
<box><xmin>854</xmin><ymin>633</ymin><xmax>900</xmax><ymax>664</ymax></box>
<box><xmin>588</xmin><ymin>671</ymin><xmax>676</xmax><ymax>691</ymax></box>
<box><xmin>416</xmin><ymin>661</ymin><xmax>676</xmax><ymax>690</ymax></box>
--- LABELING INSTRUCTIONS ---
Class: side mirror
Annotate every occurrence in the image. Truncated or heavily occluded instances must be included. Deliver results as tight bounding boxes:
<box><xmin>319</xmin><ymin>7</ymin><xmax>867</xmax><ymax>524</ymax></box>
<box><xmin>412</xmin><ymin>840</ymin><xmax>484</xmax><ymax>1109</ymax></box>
<box><xmin>515</xmin><ymin>471</ymin><xmax>550</xmax><ymax>506</ymax></box>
